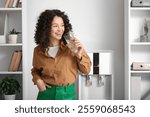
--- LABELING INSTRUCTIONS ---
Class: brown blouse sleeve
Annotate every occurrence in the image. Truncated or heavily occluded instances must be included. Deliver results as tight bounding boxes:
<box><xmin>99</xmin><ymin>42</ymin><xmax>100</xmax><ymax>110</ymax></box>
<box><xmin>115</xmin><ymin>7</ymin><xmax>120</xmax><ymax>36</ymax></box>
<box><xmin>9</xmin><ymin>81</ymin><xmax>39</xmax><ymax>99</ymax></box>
<box><xmin>31</xmin><ymin>47</ymin><xmax>42</xmax><ymax>84</ymax></box>
<box><xmin>76</xmin><ymin>50</ymin><xmax>91</xmax><ymax>75</ymax></box>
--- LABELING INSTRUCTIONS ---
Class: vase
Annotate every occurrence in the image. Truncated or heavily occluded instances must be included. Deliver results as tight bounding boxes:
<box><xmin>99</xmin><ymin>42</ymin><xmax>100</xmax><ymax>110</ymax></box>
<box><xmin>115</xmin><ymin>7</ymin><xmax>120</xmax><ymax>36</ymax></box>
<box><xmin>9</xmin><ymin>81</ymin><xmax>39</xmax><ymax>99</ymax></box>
<box><xmin>4</xmin><ymin>94</ymin><xmax>16</xmax><ymax>100</ymax></box>
<box><xmin>8</xmin><ymin>34</ymin><xmax>17</xmax><ymax>44</ymax></box>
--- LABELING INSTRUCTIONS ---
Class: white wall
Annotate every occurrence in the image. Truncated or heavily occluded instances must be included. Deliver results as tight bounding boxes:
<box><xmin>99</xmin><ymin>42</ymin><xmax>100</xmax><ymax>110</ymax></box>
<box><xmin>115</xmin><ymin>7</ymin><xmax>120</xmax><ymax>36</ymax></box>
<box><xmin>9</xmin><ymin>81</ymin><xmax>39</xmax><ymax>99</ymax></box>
<box><xmin>25</xmin><ymin>0</ymin><xmax>124</xmax><ymax>99</ymax></box>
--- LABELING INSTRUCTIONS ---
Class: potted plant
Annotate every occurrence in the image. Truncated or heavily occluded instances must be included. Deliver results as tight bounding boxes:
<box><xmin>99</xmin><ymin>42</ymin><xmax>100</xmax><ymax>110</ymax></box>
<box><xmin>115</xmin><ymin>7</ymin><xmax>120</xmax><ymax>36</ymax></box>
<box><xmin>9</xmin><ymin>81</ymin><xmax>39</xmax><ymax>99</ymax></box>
<box><xmin>0</xmin><ymin>77</ymin><xmax>21</xmax><ymax>100</ymax></box>
<box><xmin>8</xmin><ymin>28</ymin><xmax>21</xmax><ymax>44</ymax></box>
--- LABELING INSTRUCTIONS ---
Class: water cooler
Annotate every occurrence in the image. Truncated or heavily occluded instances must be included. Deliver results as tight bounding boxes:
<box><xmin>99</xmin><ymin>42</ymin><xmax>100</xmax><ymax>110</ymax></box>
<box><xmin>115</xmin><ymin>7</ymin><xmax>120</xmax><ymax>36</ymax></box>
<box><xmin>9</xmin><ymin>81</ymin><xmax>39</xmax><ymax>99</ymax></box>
<box><xmin>78</xmin><ymin>51</ymin><xmax>114</xmax><ymax>100</ymax></box>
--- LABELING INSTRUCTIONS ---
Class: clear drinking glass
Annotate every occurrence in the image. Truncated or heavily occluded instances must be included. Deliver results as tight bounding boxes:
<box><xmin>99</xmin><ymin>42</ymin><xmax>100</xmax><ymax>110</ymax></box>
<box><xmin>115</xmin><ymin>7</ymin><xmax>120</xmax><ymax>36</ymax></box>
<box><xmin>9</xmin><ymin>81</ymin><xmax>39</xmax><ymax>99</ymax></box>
<box><xmin>63</xmin><ymin>32</ymin><xmax>78</xmax><ymax>53</ymax></box>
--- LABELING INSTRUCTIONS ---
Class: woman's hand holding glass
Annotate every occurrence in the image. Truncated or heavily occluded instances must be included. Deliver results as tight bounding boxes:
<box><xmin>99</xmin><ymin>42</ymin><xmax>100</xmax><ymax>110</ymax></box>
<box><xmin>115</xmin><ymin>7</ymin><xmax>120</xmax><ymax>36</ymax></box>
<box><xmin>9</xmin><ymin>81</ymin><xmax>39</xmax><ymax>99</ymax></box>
<box><xmin>72</xmin><ymin>39</ymin><xmax>84</xmax><ymax>59</ymax></box>
<box><xmin>65</xmin><ymin>33</ymin><xmax>84</xmax><ymax>59</ymax></box>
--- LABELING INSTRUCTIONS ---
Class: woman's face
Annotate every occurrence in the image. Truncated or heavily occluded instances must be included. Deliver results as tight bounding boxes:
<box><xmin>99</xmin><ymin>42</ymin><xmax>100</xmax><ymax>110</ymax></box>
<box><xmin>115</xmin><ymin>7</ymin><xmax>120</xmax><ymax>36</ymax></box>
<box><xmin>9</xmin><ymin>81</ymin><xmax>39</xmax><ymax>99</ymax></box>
<box><xmin>50</xmin><ymin>16</ymin><xmax>65</xmax><ymax>41</ymax></box>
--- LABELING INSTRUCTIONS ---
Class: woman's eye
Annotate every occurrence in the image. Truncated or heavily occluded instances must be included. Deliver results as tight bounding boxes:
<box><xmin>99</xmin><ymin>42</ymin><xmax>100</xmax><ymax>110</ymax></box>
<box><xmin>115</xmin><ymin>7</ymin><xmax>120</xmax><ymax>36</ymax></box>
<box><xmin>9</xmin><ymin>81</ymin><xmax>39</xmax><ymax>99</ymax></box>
<box><xmin>52</xmin><ymin>25</ymin><xmax>64</xmax><ymax>28</ymax></box>
<box><xmin>53</xmin><ymin>25</ymin><xmax>58</xmax><ymax>27</ymax></box>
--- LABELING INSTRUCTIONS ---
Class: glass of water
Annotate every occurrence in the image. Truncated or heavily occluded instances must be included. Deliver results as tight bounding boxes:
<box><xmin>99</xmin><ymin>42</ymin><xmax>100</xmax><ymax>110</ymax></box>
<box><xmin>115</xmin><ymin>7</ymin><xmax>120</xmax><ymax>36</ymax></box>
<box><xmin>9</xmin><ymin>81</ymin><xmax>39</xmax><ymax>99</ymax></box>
<box><xmin>64</xmin><ymin>32</ymin><xmax>78</xmax><ymax>53</ymax></box>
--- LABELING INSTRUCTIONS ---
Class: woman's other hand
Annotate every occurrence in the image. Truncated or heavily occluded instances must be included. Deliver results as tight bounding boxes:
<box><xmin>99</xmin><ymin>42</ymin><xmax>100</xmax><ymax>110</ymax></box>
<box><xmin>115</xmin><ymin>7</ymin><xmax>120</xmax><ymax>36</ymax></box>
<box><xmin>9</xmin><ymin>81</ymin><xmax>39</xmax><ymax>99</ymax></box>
<box><xmin>36</xmin><ymin>79</ymin><xmax>51</xmax><ymax>92</ymax></box>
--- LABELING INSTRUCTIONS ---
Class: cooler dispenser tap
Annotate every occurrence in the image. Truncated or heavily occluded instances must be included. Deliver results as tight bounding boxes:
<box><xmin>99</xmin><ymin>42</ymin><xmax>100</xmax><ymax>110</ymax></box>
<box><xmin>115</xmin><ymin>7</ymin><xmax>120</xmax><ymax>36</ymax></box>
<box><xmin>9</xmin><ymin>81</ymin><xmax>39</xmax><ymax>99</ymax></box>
<box><xmin>85</xmin><ymin>75</ymin><xmax>92</xmax><ymax>86</ymax></box>
<box><xmin>97</xmin><ymin>75</ymin><xmax>104</xmax><ymax>87</ymax></box>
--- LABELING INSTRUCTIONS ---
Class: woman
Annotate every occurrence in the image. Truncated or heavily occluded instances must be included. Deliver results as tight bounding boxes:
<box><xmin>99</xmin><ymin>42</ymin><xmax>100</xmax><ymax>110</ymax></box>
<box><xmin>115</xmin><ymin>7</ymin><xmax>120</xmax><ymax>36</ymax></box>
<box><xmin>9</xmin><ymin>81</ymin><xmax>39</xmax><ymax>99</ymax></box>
<box><xmin>31</xmin><ymin>9</ymin><xmax>91</xmax><ymax>100</ymax></box>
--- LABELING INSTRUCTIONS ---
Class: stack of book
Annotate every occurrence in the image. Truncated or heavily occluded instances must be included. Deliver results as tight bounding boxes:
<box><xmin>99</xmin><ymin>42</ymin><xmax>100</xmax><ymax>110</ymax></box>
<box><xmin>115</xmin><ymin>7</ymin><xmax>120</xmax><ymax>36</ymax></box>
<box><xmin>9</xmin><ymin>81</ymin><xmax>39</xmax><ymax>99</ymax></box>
<box><xmin>5</xmin><ymin>0</ymin><xmax>22</xmax><ymax>8</ymax></box>
<box><xmin>8</xmin><ymin>50</ymin><xmax>22</xmax><ymax>72</ymax></box>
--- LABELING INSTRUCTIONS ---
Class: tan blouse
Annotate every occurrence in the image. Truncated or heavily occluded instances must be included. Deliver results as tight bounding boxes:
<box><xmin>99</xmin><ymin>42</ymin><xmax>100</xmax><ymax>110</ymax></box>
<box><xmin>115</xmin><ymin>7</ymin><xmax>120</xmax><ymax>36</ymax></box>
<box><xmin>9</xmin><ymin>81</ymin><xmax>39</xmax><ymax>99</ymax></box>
<box><xmin>31</xmin><ymin>42</ymin><xmax>91</xmax><ymax>86</ymax></box>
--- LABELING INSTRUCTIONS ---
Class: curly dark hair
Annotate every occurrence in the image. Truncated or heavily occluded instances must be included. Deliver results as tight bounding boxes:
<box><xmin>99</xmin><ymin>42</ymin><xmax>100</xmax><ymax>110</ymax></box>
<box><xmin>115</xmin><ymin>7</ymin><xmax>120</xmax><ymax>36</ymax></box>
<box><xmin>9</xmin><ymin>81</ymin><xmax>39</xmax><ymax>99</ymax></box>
<box><xmin>34</xmin><ymin>9</ymin><xmax>72</xmax><ymax>49</ymax></box>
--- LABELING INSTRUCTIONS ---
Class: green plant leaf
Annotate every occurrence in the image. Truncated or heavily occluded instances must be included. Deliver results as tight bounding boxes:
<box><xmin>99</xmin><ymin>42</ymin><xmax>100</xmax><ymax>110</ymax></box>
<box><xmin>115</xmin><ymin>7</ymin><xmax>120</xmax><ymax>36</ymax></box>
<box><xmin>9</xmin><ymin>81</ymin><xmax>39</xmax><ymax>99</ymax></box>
<box><xmin>0</xmin><ymin>77</ymin><xmax>21</xmax><ymax>95</ymax></box>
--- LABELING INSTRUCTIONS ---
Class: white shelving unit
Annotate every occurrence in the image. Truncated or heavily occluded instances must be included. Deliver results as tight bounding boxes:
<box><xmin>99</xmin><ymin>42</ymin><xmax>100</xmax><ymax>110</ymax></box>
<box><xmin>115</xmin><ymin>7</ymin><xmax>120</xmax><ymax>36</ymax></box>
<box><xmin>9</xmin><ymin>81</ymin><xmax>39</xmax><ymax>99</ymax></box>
<box><xmin>0</xmin><ymin>0</ymin><xmax>23</xmax><ymax>100</ymax></box>
<box><xmin>125</xmin><ymin>0</ymin><xmax>150</xmax><ymax>100</ymax></box>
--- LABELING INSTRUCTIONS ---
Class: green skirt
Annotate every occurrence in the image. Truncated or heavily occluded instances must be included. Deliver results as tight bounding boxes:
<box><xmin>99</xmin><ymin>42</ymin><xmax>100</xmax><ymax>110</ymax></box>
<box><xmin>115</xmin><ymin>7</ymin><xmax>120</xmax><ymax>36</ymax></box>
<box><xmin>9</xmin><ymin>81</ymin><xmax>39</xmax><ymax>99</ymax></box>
<box><xmin>37</xmin><ymin>83</ymin><xmax>77</xmax><ymax>100</ymax></box>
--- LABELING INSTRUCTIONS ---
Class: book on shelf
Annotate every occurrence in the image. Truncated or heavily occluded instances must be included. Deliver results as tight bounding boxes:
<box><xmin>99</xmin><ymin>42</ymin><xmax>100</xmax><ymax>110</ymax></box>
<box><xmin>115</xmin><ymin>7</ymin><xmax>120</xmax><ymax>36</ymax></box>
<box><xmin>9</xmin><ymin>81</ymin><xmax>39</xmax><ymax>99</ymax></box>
<box><xmin>5</xmin><ymin>0</ymin><xmax>21</xmax><ymax>8</ymax></box>
<box><xmin>12</xmin><ymin>0</ymin><xmax>19</xmax><ymax>8</ymax></box>
<box><xmin>5</xmin><ymin>0</ymin><xmax>11</xmax><ymax>8</ymax></box>
<box><xmin>8</xmin><ymin>50</ymin><xmax>22</xmax><ymax>72</ymax></box>
<box><xmin>18</xmin><ymin>0</ymin><xmax>22</xmax><ymax>8</ymax></box>
<box><xmin>8</xmin><ymin>0</ymin><xmax>14</xmax><ymax>8</ymax></box>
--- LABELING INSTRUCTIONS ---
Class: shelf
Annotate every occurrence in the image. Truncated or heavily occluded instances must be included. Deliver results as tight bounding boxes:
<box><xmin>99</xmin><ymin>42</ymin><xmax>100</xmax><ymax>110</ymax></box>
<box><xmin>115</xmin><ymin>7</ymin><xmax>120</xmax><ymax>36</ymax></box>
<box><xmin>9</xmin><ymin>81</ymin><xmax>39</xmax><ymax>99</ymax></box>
<box><xmin>0</xmin><ymin>43</ymin><xmax>22</xmax><ymax>46</ymax></box>
<box><xmin>130</xmin><ymin>7</ymin><xmax>150</xmax><ymax>11</ymax></box>
<box><xmin>0</xmin><ymin>8</ymin><xmax>22</xmax><ymax>11</ymax></box>
<box><xmin>131</xmin><ymin>71</ymin><xmax>150</xmax><ymax>74</ymax></box>
<box><xmin>0</xmin><ymin>0</ymin><xmax>23</xmax><ymax>100</ymax></box>
<box><xmin>130</xmin><ymin>42</ymin><xmax>150</xmax><ymax>46</ymax></box>
<box><xmin>0</xmin><ymin>71</ymin><xmax>23</xmax><ymax>74</ymax></box>
<box><xmin>125</xmin><ymin>0</ymin><xmax>150</xmax><ymax>100</ymax></box>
